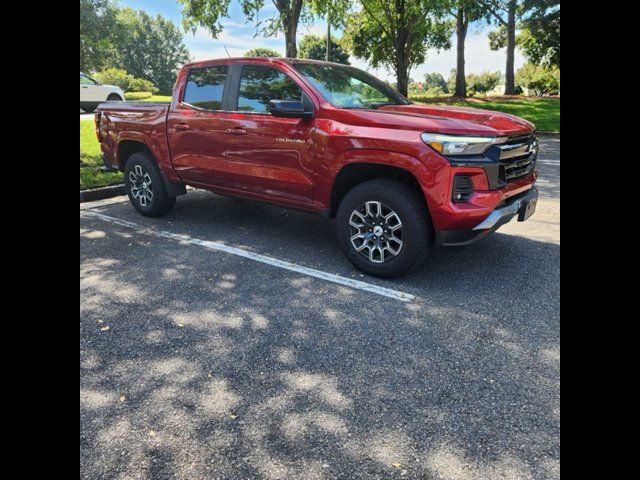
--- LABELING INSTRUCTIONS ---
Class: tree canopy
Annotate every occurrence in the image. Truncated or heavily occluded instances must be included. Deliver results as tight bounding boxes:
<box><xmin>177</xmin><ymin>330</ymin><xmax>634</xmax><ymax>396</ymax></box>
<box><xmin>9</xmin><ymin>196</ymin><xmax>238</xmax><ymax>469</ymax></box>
<box><xmin>244</xmin><ymin>47</ymin><xmax>282</xmax><ymax>57</ymax></box>
<box><xmin>298</xmin><ymin>34</ymin><xmax>350</xmax><ymax>64</ymax></box>
<box><xmin>344</xmin><ymin>0</ymin><xmax>452</xmax><ymax>96</ymax></box>
<box><xmin>112</xmin><ymin>8</ymin><xmax>191</xmax><ymax>94</ymax></box>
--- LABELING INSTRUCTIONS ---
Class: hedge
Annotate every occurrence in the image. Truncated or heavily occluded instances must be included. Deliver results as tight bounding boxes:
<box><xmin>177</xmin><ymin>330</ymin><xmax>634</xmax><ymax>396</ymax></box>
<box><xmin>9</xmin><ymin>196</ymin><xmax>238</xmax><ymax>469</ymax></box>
<box><xmin>124</xmin><ymin>91</ymin><xmax>153</xmax><ymax>100</ymax></box>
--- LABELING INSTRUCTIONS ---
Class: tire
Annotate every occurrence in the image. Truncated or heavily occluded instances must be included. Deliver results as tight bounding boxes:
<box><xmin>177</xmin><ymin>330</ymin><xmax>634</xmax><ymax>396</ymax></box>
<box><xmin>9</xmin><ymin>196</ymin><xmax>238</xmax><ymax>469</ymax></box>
<box><xmin>107</xmin><ymin>94</ymin><xmax>122</xmax><ymax>101</ymax></box>
<box><xmin>335</xmin><ymin>178</ymin><xmax>432</xmax><ymax>278</ymax></box>
<box><xmin>124</xmin><ymin>152</ymin><xmax>176</xmax><ymax>217</ymax></box>
<box><xmin>81</xmin><ymin>105</ymin><xmax>96</xmax><ymax>113</ymax></box>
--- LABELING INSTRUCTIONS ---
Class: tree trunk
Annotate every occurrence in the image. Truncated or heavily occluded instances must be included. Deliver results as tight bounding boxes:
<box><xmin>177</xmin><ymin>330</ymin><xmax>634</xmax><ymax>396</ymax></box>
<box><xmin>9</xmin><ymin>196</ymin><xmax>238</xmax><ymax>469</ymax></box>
<box><xmin>454</xmin><ymin>9</ymin><xmax>468</xmax><ymax>97</ymax></box>
<box><xmin>326</xmin><ymin>13</ymin><xmax>331</xmax><ymax>62</ymax></box>
<box><xmin>279</xmin><ymin>0</ymin><xmax>302</xmax><ymax>58</ymax></box>
<box><xmin>285</xmin><ymin>19</ymin><xmax>298</xmax><ymax>57</ymax></box>
<box><xmin>504</xmin><ymin>0</ymin><xmax>516</xmax><ymax>95</ymax></box>
<box><xmin>395</xmin><ymin>54</ymin><xmax>410</xmax><ymax>97</ymax></box>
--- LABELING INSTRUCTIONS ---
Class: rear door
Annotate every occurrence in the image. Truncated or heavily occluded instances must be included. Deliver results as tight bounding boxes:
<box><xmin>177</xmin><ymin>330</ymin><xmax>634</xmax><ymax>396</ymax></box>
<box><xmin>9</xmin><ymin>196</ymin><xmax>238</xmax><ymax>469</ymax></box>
<box><xmin>221</xmin><ymin>63</ymin><xmax>316</xmax><ymax>204</ymax></box>
<box><xmin>166</xmin><ymin>64</ymin><xmax>231</xmax><ymax>187</ymax></box>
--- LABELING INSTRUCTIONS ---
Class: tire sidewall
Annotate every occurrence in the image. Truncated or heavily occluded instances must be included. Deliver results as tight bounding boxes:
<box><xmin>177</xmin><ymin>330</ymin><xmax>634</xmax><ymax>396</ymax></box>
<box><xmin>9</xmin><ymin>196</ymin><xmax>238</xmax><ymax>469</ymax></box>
<box><xmin>336</xmin><ymin>179</ymin><xmax>431</xmax><ymax>277</ymax></box>
<box><xmin>124</xmin><ymin>153</ymin><xmax>174</xmax><ymax>217</ymax></box>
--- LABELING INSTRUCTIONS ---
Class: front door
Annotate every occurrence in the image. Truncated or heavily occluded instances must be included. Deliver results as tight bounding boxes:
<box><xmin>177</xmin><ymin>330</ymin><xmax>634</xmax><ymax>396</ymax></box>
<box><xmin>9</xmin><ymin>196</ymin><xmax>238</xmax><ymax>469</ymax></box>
<box><xmin>222</xmin><ymin>64</ymin><xmax>315</xmax><ymax>204</ymax></box>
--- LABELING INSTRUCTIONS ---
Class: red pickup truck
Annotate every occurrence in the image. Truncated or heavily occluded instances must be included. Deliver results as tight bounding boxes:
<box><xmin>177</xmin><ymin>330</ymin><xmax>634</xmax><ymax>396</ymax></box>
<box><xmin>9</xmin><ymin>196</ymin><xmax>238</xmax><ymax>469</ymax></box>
<box><xmin>96</xmin><ymin>57</ymin><xmax>538</xmax><ymax>277</ymax></box>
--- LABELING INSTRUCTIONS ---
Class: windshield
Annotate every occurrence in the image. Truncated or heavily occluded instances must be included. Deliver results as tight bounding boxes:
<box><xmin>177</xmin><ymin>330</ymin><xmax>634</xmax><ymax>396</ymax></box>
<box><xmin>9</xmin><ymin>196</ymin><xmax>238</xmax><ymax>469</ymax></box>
<box><xmin>293</xmin><ymin>63</ymin><xmax>410</xmax><ymax>109</ymax></box>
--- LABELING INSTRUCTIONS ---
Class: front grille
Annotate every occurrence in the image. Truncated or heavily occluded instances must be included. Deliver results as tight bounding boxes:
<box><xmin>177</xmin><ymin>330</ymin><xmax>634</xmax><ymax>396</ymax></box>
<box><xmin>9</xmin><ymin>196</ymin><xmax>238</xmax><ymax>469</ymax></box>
<box><xmin>496</xmin><ymin>134</ymin><xmax>538</xmax><ymax>184</ymax></box>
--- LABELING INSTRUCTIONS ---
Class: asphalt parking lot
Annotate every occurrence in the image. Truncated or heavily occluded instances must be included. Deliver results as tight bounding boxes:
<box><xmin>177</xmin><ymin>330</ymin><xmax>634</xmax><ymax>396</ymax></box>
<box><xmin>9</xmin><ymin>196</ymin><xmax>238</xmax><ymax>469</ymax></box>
<box><xmin>80</xmin><ymin>137</ymin><xmax>559</xmax><ymax>479</ymax></box>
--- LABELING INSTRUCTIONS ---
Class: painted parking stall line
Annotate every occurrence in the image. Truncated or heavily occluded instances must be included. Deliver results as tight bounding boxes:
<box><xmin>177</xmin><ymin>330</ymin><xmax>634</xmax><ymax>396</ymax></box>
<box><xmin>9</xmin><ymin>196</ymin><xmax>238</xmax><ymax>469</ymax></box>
<box><xmin>82</xmin><ymin>210</ymin><xmax>415</xmax><ymax>303</ymax></box>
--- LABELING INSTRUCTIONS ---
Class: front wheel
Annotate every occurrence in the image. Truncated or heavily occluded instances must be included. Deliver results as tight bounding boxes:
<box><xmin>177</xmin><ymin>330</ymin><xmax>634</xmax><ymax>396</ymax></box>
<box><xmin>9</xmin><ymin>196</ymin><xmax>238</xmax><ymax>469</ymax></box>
<box><xmin>107</xmin><ymin>93</ymin><xmax>122</xmax><ymax>101</ymax></box>
<box><xmin>336</xmin><ymin>179</ymin><xmax>432</xmax><ymax>278</ymax></box>
<box><xmin>124</xmin><ymin>152</ymin><xmax>176</xmax><ymax>217</ymax></box>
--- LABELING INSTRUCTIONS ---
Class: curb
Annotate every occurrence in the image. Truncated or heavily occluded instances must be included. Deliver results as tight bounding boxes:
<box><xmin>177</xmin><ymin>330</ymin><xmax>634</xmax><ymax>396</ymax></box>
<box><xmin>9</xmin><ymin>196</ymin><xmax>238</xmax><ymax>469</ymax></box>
<box><xmin>80</xmin><ymin>184</ymin><xmax>126</xmax><ymax>203</ymax></box>
<box><xmin>537</xmin><ymin>131</ymin><xmax>560</xmax><ymax>137</ymax></box>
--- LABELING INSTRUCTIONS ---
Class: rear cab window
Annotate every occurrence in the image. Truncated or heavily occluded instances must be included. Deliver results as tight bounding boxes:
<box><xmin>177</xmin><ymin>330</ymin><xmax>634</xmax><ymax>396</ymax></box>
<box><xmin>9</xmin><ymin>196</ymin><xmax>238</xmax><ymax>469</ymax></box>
<box><xmin>183</xmin><ymin>65</ymin><xmax>228</xmax><ymax>111</ymax></box>
<box><xmin>236</xmin><ymin>65</ymin><xmax>303</xmax><ymax>114</ymax></box>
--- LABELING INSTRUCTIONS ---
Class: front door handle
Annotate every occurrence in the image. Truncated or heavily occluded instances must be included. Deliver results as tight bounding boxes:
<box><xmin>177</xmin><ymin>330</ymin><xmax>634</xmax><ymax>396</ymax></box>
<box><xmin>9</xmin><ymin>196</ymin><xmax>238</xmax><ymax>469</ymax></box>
<box><xmin>174</xmin><ymin>124</ymin><xmax>190</xmax><ymax>131</ymax></box>
<box><xmin>227</xmin><ymin>128</ymin><xmax>247</xmax><ymax>135</ymax></box>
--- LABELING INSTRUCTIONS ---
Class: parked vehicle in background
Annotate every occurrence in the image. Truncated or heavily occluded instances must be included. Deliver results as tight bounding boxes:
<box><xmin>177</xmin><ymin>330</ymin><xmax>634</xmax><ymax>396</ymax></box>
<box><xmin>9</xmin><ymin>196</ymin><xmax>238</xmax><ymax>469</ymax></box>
<box><xmin>80</xmin><ymin>72</ymin><xmax>124</xmax><ymax>112</ymax></box>
<box><xmin>95</xmin><ymin>58</ymin><xmax>538</xmax><ymax>277</ymax></box>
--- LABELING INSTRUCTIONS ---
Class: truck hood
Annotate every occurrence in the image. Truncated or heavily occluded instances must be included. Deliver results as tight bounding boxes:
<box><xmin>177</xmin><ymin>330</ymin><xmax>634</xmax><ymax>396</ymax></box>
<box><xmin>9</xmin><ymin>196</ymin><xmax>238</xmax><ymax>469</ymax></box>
<box><xmin>332</xmin><ymin>103</ymin><xmax>535</xmax><ymax>137</ymax></box>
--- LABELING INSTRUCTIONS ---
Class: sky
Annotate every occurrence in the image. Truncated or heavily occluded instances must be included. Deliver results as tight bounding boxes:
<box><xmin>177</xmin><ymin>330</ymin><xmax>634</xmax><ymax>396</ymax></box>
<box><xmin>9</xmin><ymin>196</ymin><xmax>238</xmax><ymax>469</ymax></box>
<box><xmin>121</xmin><ymin>0</ymin><xmax>524</xmax><ymax>82</ymax></box>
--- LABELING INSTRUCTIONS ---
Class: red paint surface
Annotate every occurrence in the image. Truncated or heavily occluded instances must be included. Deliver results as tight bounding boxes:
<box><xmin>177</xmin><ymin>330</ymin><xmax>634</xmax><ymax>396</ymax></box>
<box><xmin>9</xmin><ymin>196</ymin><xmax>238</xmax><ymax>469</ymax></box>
<box><xmin>97</xmin><ymin>58</ymin><xmax>536</xmax><ymax>231</ymax></box>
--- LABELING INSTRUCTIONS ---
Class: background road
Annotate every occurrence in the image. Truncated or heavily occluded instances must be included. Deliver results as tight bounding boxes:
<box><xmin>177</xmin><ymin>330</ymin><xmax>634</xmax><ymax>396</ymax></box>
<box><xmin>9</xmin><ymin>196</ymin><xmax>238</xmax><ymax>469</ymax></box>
<box><xmin>80</xmin><ymin>137</ymin><xmax>559</xmax><ymax>479</ymax></box>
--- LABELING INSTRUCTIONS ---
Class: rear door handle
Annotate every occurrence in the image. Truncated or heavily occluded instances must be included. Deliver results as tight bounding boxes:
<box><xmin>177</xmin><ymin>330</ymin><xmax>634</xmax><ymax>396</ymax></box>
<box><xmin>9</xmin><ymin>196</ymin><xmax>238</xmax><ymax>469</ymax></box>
<box><xmin>227</xmin><ymin>128</ymin><xmax>247</xmax><ymax>135</ymax></box>
<box><xmin>174</xmin><ymin>124</ymin><xmax>190</xmax><ymax>131</ymax></box>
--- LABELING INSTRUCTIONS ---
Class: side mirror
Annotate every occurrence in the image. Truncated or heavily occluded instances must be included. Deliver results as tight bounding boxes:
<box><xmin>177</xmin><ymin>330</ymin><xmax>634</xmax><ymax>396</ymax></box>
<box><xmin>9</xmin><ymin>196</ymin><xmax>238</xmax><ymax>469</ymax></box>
<box><xmin>268</xmin><ymin>100</ymin><xmax>313</xmax><ymax>118</ymax></box>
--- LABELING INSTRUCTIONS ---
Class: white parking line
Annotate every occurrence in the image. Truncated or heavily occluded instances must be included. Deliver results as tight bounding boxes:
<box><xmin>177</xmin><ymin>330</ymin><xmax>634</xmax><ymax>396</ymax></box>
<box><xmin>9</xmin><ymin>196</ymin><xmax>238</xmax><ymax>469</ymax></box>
<box><xmin>82</xmin><ymin>210</ymin><xmax>415</xmax><ymax>303</ymax></box>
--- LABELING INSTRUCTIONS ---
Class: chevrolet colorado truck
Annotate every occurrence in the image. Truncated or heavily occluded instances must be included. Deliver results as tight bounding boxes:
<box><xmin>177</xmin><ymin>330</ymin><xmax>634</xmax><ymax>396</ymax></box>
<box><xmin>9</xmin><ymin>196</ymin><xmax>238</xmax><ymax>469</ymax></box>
<box><xmin>96</xmin><ymin>58</ymin><xmax>538</xmax><ymax>277</ymax></box>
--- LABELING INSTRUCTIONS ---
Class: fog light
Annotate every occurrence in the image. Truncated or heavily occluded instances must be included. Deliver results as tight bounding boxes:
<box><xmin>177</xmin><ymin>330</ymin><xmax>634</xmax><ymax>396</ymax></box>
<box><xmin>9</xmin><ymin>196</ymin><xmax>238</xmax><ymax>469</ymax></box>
<box><xmin>453</xmin><ymin>175</ymin><xmax>473</xmax><ymax>202</ymax></box>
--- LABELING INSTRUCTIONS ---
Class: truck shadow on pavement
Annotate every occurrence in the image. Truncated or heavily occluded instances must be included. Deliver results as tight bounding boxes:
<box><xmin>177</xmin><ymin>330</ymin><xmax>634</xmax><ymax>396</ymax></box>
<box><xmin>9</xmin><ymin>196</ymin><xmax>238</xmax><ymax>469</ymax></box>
<box><xmin>81</xmin><ymin>208</ymin><xmax>559</xmax><ymax>479</ymax></box>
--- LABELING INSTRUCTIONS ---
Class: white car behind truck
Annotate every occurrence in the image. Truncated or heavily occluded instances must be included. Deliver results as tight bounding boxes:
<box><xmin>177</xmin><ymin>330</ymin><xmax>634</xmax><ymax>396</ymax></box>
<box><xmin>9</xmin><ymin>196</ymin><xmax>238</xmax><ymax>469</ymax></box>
<box><xmin>80</xmin><ymin>72</ymin><xmax>124</xmax><ymax>112</ymax></box>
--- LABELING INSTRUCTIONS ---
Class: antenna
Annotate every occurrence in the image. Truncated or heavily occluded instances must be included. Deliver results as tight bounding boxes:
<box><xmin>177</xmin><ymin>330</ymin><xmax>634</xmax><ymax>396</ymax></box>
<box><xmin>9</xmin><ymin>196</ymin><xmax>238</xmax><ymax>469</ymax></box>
<box><xmin>223</xmin><ymin>44</ymin><xmax>231</xmax><ymax>58</ymax></box>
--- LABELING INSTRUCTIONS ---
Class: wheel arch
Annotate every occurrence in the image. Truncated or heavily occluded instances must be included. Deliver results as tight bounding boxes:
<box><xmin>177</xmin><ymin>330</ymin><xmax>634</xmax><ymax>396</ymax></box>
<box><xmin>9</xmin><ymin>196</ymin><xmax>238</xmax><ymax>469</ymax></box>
<box><xmin>327</xmin><ymin>150</ymin><xmax>432</xmax><ymax>219</ymax></box>
<box><xmin>118</xmin><ymin>139</ymin><xmax>186</xmax><ymax>198</ymax></box>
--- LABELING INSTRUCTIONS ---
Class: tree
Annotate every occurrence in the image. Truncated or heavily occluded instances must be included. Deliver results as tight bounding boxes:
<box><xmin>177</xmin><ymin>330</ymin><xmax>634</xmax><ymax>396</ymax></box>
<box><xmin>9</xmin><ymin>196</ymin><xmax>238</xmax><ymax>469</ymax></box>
<box><xmin>519</xmin><ymin>0</ymin><xmax>559</xmax><ymax>68</ymax></box>
<box><xmin>423</xmin><ymin>72</ymin><xmax>447</xmax><ymax>92</ymax></box>
<box><xmin>307</xmin><ymin>0</ymin><xmax>351</xmax><ymax>61</ymax></box>
<box><xmin>479</xmin><ymin>0</ymin><xmax>524</xmax><ymax>95</ymax></box>
<box><xmin>345</xmin><ymin>0</ymin><xmax>452</xmax><ymax>97</ymax></box>
<box><xmin>515</xmin><ymin>63</ymin><xmax>559</xmax><ymax>95</ymax></box>
<box><xmin>80</xmin><ymin>0</ymin><xmax>119</xmax><ymax>72</ymax></box>
<box><xmin>111</xmin><ymin>8</ymin><xmax>191</xmax><ymax>95</ymax></box>
<box><xmin>298</xmin><ymin>34</ymin><xmax>350</xmax><ymax>64</ymax></box>
<box><xmin>180</xmin><ymin>0</ymin><xmax>315</xmax><ymax>58</ymax></box>
<box><xmin>448</xmin><ymin>0</ymin><xmax>485</xmax><ymax>97</ymax></box>
<box><xmin>244</xmin><ymin>47</ymin><xmax>282</xmax><ymax>57</ymax></box>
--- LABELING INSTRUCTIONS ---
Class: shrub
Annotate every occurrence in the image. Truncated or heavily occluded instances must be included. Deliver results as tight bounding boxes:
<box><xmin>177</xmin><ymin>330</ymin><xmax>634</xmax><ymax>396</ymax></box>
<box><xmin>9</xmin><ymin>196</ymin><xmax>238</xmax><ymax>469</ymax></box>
<box><xmin>466</xmin><ymin>71</ymin><xmax>501</xmax><ymax>96</ymax></box>
<box><xmin>93</xmin><ymin>68</ymin><xmax>159</xmax><ymax>93</ymax></box>
<box><xmin>424</xmin><ymin>72</ymin><xmax>448</xmax><ymax>93</ymax></box>
<box><xmin>94</xmin><ymin>68</ymin><xmax>133</xmax><ymax>91</ymax></box>
<box><xmin>515</xmin><ymin>63</ymin><xmax>560</xmax><ymax>96</ymax></box>
<box><xmin>124</xmin><ymin>91</ymin><xmax>153</xmax><ymax>100</ymax></box>
<box><xmin>128</xmin><ymin>77</ymin><xmax>158</xmax><ymax>94</ymax></box>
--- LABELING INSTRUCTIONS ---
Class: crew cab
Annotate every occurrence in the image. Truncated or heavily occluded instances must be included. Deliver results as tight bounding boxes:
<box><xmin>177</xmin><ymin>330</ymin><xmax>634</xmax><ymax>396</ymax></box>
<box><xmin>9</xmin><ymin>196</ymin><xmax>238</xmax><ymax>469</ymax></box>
<box><xmin>96</xmin><ymin>58</ymin><xmax>538</xmax><ymax>277</ymax></box>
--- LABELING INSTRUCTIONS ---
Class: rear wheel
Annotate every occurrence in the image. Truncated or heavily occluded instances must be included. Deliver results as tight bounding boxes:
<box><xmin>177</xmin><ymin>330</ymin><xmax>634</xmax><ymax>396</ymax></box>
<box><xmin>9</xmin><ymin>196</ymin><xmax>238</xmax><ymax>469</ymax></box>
<box><xmin>81</xmin><ymin>105</ymin><xmax>96</xmax><ymax>113</ymax></box>
<box><xmin>124</xmin><ymin>152</ymin><xmax>176</xmax><ymax>217</ymax></box>
<box><xmin>336</xmin><ymin>179</ymin><xmax>432</xmax><ymax>277</ymax></box>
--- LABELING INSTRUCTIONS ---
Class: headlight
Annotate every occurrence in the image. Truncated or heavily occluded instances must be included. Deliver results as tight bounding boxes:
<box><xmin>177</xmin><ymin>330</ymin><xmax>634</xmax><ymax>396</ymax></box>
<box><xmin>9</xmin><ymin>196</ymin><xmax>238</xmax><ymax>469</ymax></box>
<box><xmin>421</xmin><ymin>133</ymin><xmax>507</xmax><ymax>156</ymax></box>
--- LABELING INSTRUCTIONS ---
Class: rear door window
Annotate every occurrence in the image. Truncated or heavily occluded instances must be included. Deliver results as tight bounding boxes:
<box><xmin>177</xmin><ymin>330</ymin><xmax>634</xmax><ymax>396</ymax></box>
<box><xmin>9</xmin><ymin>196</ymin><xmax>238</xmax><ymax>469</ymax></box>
<box><xmin>183</xmin><ymin>66</ymin><xmax>228</xmax><ymax>111</ymax></box>
<box><xmin>237</xmin><ymin>65</ymin><xmax>302</xmax><ymax>113</ymax></box>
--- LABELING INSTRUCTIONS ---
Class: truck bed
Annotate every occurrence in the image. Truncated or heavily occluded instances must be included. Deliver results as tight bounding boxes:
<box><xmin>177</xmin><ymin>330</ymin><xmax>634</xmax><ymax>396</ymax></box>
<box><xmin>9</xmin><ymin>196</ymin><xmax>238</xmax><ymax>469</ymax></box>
<box><xmin>96</xmin><ymin>101</ymin><xmax>173</xmax><ymax>179</ymax></box>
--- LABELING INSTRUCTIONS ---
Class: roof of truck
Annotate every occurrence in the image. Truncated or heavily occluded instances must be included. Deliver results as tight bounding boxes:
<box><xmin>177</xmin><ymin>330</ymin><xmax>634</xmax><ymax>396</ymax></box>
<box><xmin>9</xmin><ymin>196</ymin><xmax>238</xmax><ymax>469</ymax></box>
<box><xmin>182</xmin><ymin>57</ymin><xmax>351</xmax><ymax>69</ymax></box>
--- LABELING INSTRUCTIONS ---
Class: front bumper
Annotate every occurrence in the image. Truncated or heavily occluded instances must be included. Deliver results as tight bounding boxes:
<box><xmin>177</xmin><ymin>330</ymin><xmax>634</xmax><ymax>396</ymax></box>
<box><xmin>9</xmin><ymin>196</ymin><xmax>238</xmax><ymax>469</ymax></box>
<box><xmin>437</xmin><ymin>186</ymin><xmax>538</xmax><ymax>247</ymax></box>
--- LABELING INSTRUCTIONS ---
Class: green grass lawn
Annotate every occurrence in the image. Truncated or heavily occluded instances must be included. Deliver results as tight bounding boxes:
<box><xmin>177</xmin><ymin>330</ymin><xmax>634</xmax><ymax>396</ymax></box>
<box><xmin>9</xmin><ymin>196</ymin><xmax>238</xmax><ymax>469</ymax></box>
<box><xmin>143</xmin><ymin>95</ymin><xmax>172</xmax><ymax>102</ymax></box>
<box><xmin>410</xmin><ymin>96</ymin><xmax>560</xmax><ymax>132</ymax></box>
<box><xmin>80</xmin><ymin>121</ymin><xmax>123</xmax><ymax>190</ymax></box>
